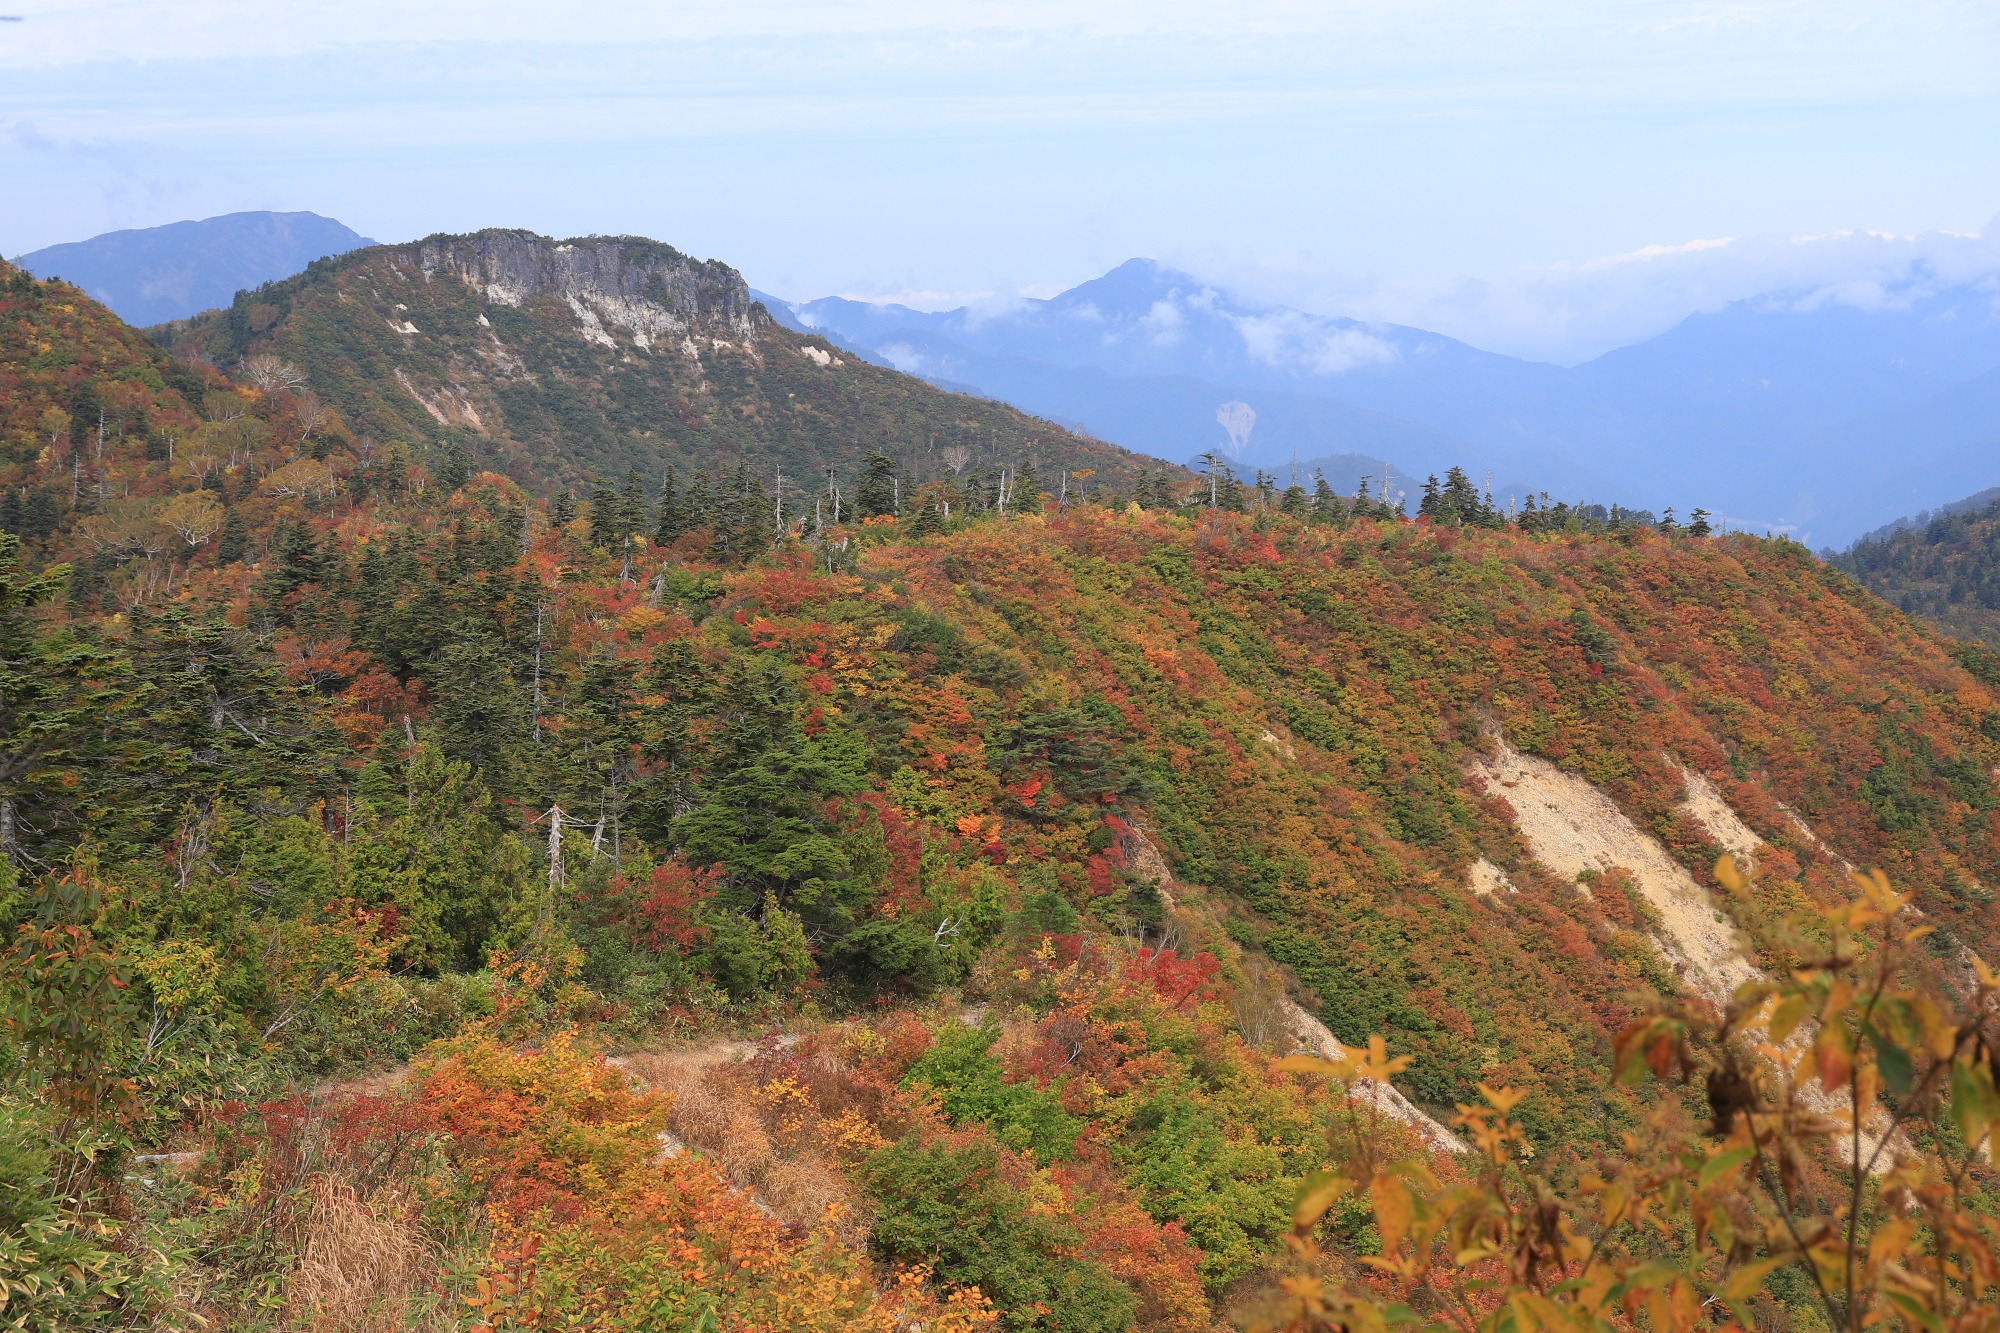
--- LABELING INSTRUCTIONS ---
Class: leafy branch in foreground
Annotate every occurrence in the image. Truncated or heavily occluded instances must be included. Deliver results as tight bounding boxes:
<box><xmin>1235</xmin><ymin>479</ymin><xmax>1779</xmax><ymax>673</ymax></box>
<box><xmin>1255</xmin><ymin>859</ymin><xmax>2000</xmax><ymax>1333</ymax></box>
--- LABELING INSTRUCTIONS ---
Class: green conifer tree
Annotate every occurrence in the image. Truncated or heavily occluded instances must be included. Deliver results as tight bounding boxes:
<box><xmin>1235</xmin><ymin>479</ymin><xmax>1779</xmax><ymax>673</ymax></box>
<box><xmin>436</xmin><ymin>442</ymin><xmax>473</xmax><ymax>492</ymax></box>
<box><xmin>1254</xmin><ymin>469</ymin><xmax>1277</xmax><ymax>509</ymax></box>
<box><xmin>654</xmin><ymin>466</ymin><xmax>691</xmax><ymax>545</ymax></box>
<box><xmin>1443</xmin><ymin>466</ymin><xmax>1489</xmax><ymax>526</ymax></box>
<box><xmin>1214</xmin><ymin>464</ymin><xmax>1246</xmax><ymax>512</ymax></box>
<box><xmin>857</xmin><ymin>451</ymin><xmax>899</xmax><ymax>518</ymax></box>
<box><xmin>1012</xmin><ymin>459</ymin><xmax>1043</xmax><ymax>514</ymax></box>
<box><xmin>1311</xmin><ymin>470</ymin><xmax>1340</xmax><ymax>523</ymax></box>
<box><xmin>0</xmin><ymin>534</ymin><xmax>124</xmax><ymax>863</ymax></box>
<box><xmin>427</xmin><ymin>618</ymin><xmax>528</xmax><ymax>799</ymax></box>
<box><xmin>619</xmin><ymin>469</ymin><xmax>647</xmax><ymax>537</ymax></box>
<box><xmin>589</xmin><ymin>484</ymin><xmax>625</xmax><ymax>551</ymax></box>
<box><xmin>216</xmin><ymin>508</ymin><xmax>249</xmax><ymax>564</ymax></box>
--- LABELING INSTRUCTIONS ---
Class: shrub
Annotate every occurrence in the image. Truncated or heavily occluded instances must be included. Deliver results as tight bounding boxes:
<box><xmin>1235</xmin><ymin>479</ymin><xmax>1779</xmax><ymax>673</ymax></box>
<box><xmin>862</xmin><ymin>1132</ymin><xmax>1136</xmax><ymax>1333</ymax></box>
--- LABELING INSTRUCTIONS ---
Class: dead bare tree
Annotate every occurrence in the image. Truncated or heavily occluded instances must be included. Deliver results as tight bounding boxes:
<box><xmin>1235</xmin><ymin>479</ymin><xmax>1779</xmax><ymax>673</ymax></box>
<box><xmin>292</xmin><ymin>392</ymin><xmax>333</xmax><ymax>446</ymax></box>
<box><xmin>242</xmin><ymin>354</ymin><xmax>308</xmax><ymax>395</ymax></box>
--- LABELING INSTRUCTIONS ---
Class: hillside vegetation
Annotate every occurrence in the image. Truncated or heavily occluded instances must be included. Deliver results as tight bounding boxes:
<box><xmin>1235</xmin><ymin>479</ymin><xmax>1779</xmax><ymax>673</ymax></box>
<box><xmin>5</xmin><ymin>256</ymin><xmax>2000</xmax><ymax>1330</ymax></box>
<box><xmin>150</xmin><ymin>230</ymin><xmax>1156</xmax><ymax>500</ymax></box>
<box><xmin>1837</xmin><ymin>492</ymin><xmax>2000</xmax><ymax>650</ymax></box>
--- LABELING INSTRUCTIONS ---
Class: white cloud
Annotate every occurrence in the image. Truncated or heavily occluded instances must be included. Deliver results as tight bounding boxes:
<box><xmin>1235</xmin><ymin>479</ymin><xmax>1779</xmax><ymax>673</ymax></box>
<box><xmin>1233</xmin><ymin>310</ymin><xmax>1399</xmax><ymax>375</ymax></box>
<box><xmin>876</xmin><ymin>341</ymin><xmax>925</xmax><ymax>373</ymax></box>
<box><xmin>1216</xmin><ymin>222</ymin><xmax>2000</xmax><ymax>364</ymax></box>
<box><xmin>1140</xmin><ymin>297</ymin><xmax>1186</xmax><ymax>344</ymax></box>
<box><xmin>832</xmin><ymin>288</ymin><xmax>994</xmax><ymax>311</ymax></box>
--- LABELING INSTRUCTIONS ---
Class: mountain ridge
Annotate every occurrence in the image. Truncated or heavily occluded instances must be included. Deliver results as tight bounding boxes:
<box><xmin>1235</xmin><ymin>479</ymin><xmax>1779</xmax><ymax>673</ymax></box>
<box><xmin>152</xmin><ymin>229</ymin><xmax>1161</xmax><ymax>498</ymax></box>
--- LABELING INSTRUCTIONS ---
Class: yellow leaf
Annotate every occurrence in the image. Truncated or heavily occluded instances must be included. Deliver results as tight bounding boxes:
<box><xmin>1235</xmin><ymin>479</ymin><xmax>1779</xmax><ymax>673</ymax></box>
<box><xmin>1644</xmin><ymin>1286</ymin><xmax>1673</xmax><ymax>1333</ymax></box>
<box><xmin>1668</xmin><ymin>1278</ymin><xmax>1703</xmax><ymax>1331</ymax></box>
<box><xmin>1714</xmin><ymin>854</ymin><xmax>1746</xmax><ymax>893</ymax></box>
<box><xmin>1910</xmin><ymin>994</ymin><xmax>1956</xmax><ymax>1061</ymax></box>
<box><xmin>1478</xmin><ymin>1082</ymin><xmax>1528</xmax><ymax>1114</ymax></box>
<box><xmin>1371</xmin><ymin>1173</ymin><xmax>1413</xmax><ymax>1255</ymax></box>
<box><xmin>1722</xmin><ymin>1257</ymin><xmax>1787</xmax><ymax>1300</ymax></box>
<box><xmin>1361</xmin><ymin>1034</ymin><xmax>1414</xmax><ymax>1082</ymax></box>
<box><xmin>1509</xmin><ymin>1291</ymin><xmax>1566</xmax><ymax>1332</ymax></box>
<box><xmin>1867</xmin><ymin>1216</ymin><xmax>1917</xmax><ymax>1275</ymax></box>
<box><xmin>1767</xmin><ymin>992</ymin><xmax>1808</xmax><ymax>1046</ymax></box>
<box><xmin>1292</xmin><ymin>1171</ymin><xmax>1351</xmax><ymax>1232</ymax></box>
<box><xmin>1600</xmin><ymin>1178</ymin><xmax>1633</xmax><ymax>1228</ymax></box>
<box><xmin>1697</xmin><ymin>1144</ymin><xmax>1754</xmax><ymax>1189</ymax></box>
<box><xmin>1950</xmin><ymin>1060</ymin><xmax>2000</xmax><ymax>1159</ymax></box>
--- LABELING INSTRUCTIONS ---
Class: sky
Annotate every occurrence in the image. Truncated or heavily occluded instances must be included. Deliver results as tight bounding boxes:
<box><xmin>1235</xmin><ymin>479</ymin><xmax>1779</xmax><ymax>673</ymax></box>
<box><xmin>3</xmin><ymin>0</ymin><xmax>1998</xmax><ymax>363</ymax></box>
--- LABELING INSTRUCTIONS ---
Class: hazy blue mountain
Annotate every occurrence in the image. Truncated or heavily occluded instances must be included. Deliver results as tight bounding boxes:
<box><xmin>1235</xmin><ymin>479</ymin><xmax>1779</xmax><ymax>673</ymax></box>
<box><xmin>1563</xmin><ymin>286</ymin><xmax>2000</xmax><ymax>535</ymax></box>
<box><xmin>764</xmin><ymin>262</ymin><xmax>2000</xmax><ymax>546</ymax></box>
<box><xmin>1845</xmin><ymin>483</ymin><xmax>2000</xmax><ymax>552</ymax></box>
<box><xmin>14</xmin><ymin>211</ymin><xmax>374</xmax><ymax>326</ymax></box>
<box><xmin>759</xmin><ymin>266</ymin><xmax>1608</xmax><ymax>503</ymax></box>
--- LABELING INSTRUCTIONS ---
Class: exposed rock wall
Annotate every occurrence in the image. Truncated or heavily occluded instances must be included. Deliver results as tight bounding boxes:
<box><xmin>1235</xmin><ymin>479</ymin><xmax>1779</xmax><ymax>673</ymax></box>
<box><xmin>411</xmin><ymin>230</ymin><xmax>760</xmax><ymax>343</ymax></box>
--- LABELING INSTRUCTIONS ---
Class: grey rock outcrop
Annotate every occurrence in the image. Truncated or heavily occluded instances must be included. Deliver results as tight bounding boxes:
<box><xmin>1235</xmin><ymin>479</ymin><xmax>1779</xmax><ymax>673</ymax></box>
<box><xmin>412</xmin><ymin>230</ymin><xmax>760</xmax><ymax>347</ymax></box>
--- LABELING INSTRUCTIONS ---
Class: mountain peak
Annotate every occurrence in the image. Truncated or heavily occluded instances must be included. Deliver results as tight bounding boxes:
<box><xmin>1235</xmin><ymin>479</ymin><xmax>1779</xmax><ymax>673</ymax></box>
<box><xmin>14</xmin><ymin>210</ymin><xmax>374</xmax><ymax>326</ymax></box>
<box><xmin>1049</xmin><ymin>257</ymin><xmax>1213</xmax><ymax>314</ymax></box>
<box><xmin>406</xmin><ymin>230</ymin><xmax>758</xmax><ymax>342</ymax></box>
<box><xmin>151</xmin><ymin>225</ymin><xmax>1157</xmax><ymax>494</ymax></box>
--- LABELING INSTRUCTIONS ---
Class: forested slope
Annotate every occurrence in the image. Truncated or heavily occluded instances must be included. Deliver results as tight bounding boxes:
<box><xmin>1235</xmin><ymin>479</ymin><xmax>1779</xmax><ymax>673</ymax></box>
<box><xmin>1836</xmin><ymin>491</ymin><xmax>2000</xmax><ymax>650</ymax></box>
<box><xmin>6</xmin><ymin>254</ymin><xmax>2000</xmax><ymax>1329</ymax></box>
<box><xmin>150</xmin><ymin>230</ymin><xmax>1157</xmax><ymax>498</ymax></box>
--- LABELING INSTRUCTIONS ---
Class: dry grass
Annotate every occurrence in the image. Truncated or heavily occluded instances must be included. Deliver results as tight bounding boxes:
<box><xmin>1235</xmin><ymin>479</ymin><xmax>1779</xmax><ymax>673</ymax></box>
<box><xmin>759</xmin><ymin>1153</ymin><xmax>853</xmax><ymax>1231</ymax></box>
<box><xmin>285</xmin><ymin>1176</ymin><xmax>430</xmax><ymax>1332</ymax></box>
<box><xmin>621</xmin><ymin>1047</ymin><xmax>778</xmax><ymax>1185</ymax></box>
<box><xmin>617</xmin><ymin>1038</ymin><xmax>870</xmax><ymax>1241</ymax></box>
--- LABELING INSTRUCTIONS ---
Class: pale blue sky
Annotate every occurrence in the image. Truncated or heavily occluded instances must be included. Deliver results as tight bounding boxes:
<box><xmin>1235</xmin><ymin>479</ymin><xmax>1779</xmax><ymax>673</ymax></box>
<box><xmin>4</xmin><ymin>1</ymin><xmax>1997</xmax><ymax>361</ymax></box>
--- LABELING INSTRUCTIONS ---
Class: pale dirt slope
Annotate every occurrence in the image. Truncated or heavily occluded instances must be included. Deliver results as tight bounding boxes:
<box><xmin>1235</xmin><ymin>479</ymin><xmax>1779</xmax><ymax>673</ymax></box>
<box><xmin>1671</xmin><ymin>760</ymin><xmax>1764</xmax><ymax>865</ymax></box>
<box><xmin>1465</xmin><ymin>737</ymin><xmax>1758</xmax><ymax>1006</ymax></box>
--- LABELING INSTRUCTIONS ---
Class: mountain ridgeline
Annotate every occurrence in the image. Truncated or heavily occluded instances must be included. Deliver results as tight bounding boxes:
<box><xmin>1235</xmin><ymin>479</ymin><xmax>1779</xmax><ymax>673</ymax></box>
<box><xmin>153</xmin><ymin>230</ymin><xmax>1156</xmax><ymax>502</ymax></box>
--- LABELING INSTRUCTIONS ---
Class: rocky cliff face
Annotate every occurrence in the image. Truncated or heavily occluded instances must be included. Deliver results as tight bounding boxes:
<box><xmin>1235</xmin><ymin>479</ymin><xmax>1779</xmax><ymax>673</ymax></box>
<box><xmin>411</xmin><ymin>230</ymin><xmax>760</xmax><ymax>348</ymax></box>
<box><xmin>147</xmin><ymin>227</ymin><xmax>1156</xmax><ymax>494</ymax></box>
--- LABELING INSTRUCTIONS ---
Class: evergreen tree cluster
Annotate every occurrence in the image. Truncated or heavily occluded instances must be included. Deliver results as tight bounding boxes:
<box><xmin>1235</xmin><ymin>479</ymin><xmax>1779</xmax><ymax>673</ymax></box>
<box><xmin>1417</xmin><ymin>467</ymin><xmax>1502</xmax><ymax>528</ymax></box>
<box><xmin>1834</xmin><ymin>494</ymin><xmax>2000</xmax><ymax>649</ymax></box>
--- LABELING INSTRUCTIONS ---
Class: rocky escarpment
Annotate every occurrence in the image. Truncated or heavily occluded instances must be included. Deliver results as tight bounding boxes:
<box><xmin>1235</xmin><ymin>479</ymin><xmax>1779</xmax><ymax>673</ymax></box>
<box><xmin>410</xmin><ymin>231</ymin><xmax>761</xmax><ymax>349</ymax></box>
<box><xmin>146</xmin><ymin>226</ymin><xmax>1157</xmax><ymax>495</ymax></box>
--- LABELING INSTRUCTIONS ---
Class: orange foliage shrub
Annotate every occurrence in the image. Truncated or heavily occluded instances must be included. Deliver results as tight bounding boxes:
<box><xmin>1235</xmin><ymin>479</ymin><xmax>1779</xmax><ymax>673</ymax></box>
<box><xmin>420</xmin><ymin>1033</ymin><xmax>994</xmax><ymax>1332</ymax></box>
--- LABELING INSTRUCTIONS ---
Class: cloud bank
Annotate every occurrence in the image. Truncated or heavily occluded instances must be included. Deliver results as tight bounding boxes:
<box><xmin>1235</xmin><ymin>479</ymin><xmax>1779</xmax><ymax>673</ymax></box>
<box><xmin>1218</xmin><ymin>222</ymin><xmax>2000</xmax><ymax>365</ymax></box>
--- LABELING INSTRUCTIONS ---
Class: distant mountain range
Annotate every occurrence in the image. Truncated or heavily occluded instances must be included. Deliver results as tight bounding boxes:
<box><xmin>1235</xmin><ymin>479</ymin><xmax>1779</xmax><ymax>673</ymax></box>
<box><xmin>760</xmin><ymin>261</ymin><xmax>2000</xmax><ymax>547</ymax></box>
<box><xmin>13</xmin><ymin>211</ymin><xmax>373</xmax><ymax>326</ymax></box>
<box><xmin>18</xmin><ymin>213</ymin><xmax>1999</xmax><ymax>546</ymax></box>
